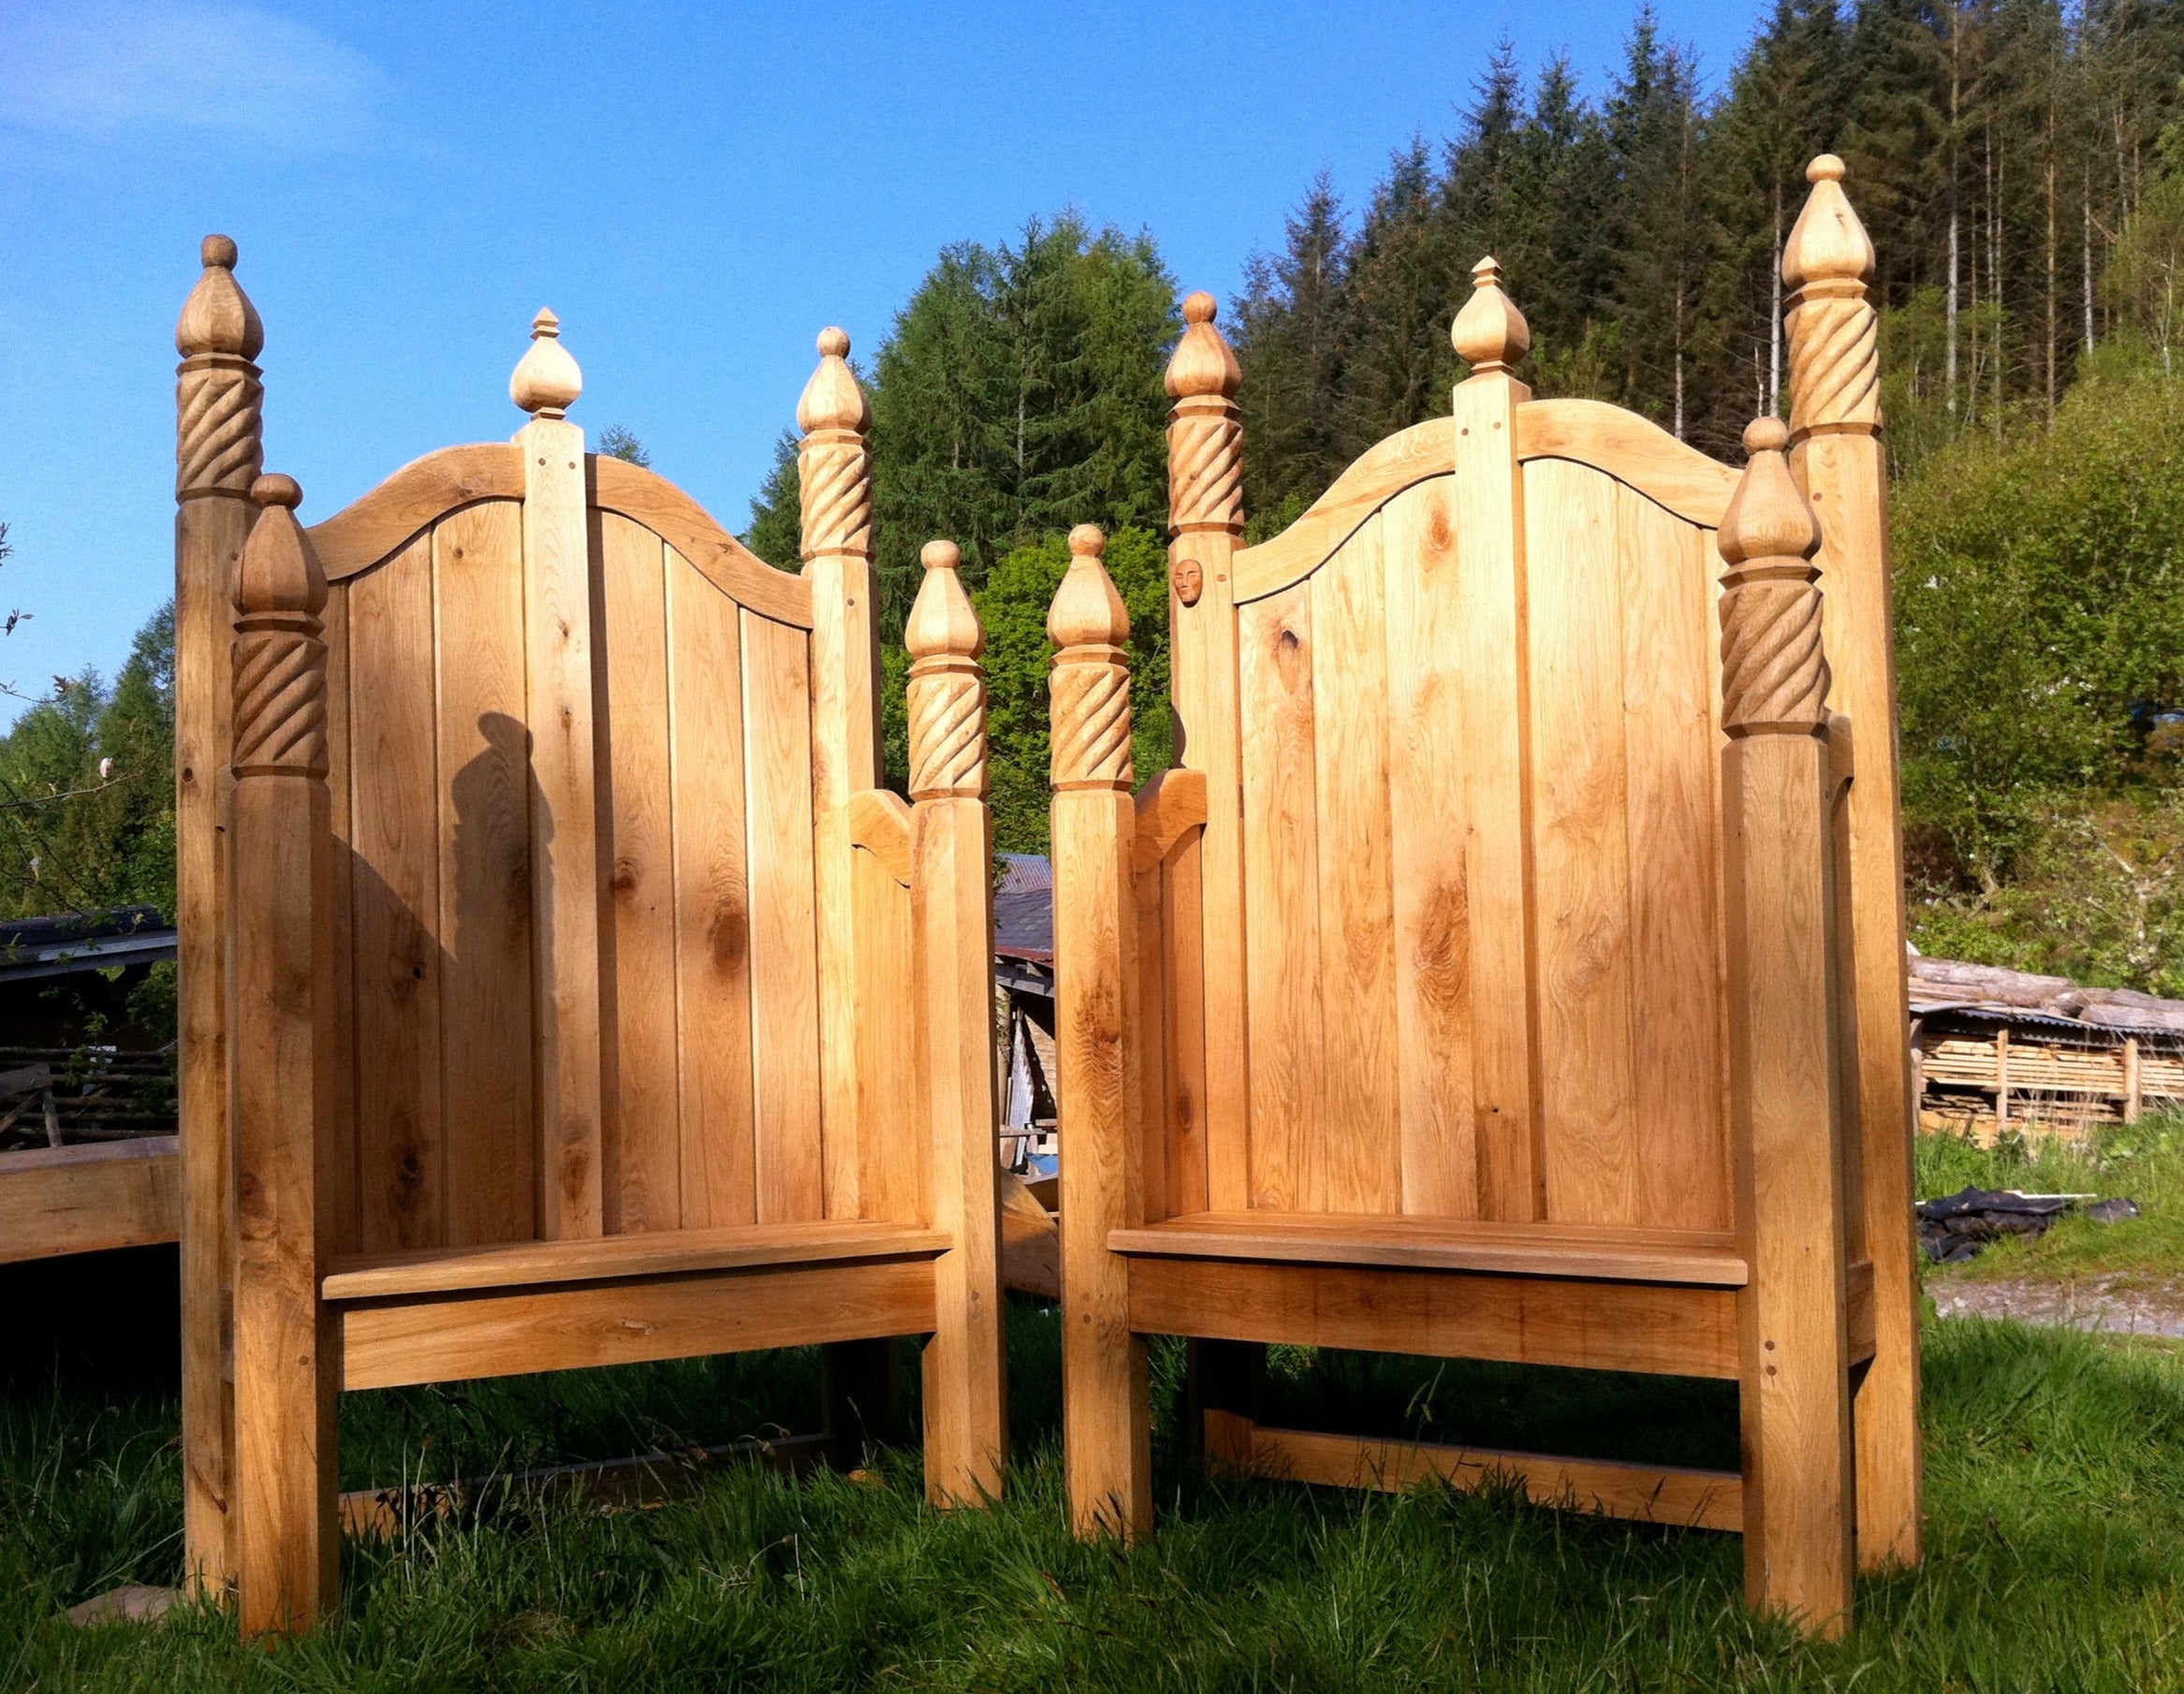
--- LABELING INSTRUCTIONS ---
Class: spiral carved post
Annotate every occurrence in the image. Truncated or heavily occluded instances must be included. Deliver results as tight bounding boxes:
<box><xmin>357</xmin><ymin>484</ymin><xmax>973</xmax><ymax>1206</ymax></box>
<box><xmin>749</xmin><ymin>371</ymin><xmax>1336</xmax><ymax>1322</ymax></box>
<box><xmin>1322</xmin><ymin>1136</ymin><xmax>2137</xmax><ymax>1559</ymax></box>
<box><xmin>1163</xmin><ymin>292</ymin><xmax>1250</xmax><ymax>1221</ymax></box>
<box><xmin>1048</xmin><ymin>525</ymin><xmax>1151</xmax><ymax>1541</ymax></box>
<box><xmin>227</xmin><ymin>475</ymin><xmax>337</xmax><ymax>1638</ymax></box>
<box><xmin>1784</xmin><ymin>153</ymin><xmax>1923</xmax><ymax>1571</ymax></box>
<box><xmin>797</xmin><ymin>329</ymin><xmax>882</xmax><ymax>1229</ymax></box>
<box><xmin>175</xmin><ymin>233</ymin><xmax>264</xmax><ymax>1597</ymax></box>
<box><xmin>901</xmin><ymin>538</ymin><xmax>1006</xmax><ymax>1504</ymax></box>
<box><xmin>1718</xmin><ymin>418</ymin><xmax>1855</xmax><ymax>1640</ymax></box>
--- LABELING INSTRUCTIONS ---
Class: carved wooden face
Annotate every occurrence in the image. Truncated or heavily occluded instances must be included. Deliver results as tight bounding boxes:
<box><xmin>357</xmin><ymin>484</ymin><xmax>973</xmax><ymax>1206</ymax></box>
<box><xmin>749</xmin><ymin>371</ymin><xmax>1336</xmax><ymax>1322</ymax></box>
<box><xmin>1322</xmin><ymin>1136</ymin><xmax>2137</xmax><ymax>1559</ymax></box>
<box><xmin>1171</xmin><ymin>555</ymin><xmax>1203</xmax><ymax>606</ymax></box>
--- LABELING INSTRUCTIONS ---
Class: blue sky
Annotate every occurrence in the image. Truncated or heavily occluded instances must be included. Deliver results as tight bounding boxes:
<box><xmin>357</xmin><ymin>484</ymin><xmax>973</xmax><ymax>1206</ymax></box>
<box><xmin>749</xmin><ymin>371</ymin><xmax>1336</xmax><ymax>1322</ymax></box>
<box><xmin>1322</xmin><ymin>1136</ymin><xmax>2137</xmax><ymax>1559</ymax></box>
<box><xmin>0</xmin><ymin>0</ymin><xmax>1763</xmax><ymax>723</ymax></box>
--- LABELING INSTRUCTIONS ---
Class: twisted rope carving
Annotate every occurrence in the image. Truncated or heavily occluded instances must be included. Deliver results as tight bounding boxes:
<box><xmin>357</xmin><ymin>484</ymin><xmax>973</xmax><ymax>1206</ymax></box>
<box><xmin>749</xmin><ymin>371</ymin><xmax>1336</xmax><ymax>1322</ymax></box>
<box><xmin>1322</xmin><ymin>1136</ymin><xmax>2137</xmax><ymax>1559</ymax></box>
<box><xmin>1168</xmin><ymin>409</ymin><xmax>1242</xmax><ymax>533</ymax></box>
<box><xmin>232</xmin><ymin>627</ymin><xmax>328</xmax><ymax>775</ymax></box>
<box><xmin>1050</xmin><ymin>655</ymin><xmax>1133</xmax><ymax>789</ymax></box>
<box><xmin>176</xmin><ymin>361</ymin><xmax>263</xmax><ymax>497</ymax></box>
<box><xmin>908</xmin><ymin>665</ymin><xmax>987</xmax><ymax>799</ymax></box>
<box><xmin>798</xmin><ymin>435</ymin><xmax>872</xmax><ymax>560</ymax></box>
<box><xmin>1785</xmin><ymin>293</ymin><xmax>1879</xmax><ymax>436</ymax></box>
<box><xmin>1719</xmin><ymin>577</ymin><xmax>1830</xmax><ymax>734</ymax></box>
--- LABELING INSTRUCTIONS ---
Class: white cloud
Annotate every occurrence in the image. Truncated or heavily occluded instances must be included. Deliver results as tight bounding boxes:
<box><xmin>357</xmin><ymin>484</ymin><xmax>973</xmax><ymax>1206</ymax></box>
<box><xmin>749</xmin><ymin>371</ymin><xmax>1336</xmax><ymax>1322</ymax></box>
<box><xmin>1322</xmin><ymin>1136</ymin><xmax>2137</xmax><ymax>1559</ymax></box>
<box><xmin>1</xmin><ymin>2</ymin><xmax>385</xmax><ymax>148</ymax></box>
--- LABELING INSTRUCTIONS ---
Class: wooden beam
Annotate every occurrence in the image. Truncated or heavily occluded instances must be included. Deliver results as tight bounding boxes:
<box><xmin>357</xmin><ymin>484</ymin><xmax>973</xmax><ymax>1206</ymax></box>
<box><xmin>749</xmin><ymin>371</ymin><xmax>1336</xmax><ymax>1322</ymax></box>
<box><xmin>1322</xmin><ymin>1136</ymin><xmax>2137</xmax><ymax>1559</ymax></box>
<box><xmin>0</xmin><ymin>1138</ymin><xmax>180</xmax><ymax>1264</ymax></box>
<box><xmin>337</xmin><ymin>1256</ymin><xmax>939</xmax><ymax>1392</ymax></box>
<box><xmin>1211</xmin><ymin>1415</ymin><xmax>1744</xmax><ymax>1532</ymax></box>
<box><xmin>1127</xmin><ymin>1255</ymin><xmax>1741</xmax><ymax>1380</ymax></box>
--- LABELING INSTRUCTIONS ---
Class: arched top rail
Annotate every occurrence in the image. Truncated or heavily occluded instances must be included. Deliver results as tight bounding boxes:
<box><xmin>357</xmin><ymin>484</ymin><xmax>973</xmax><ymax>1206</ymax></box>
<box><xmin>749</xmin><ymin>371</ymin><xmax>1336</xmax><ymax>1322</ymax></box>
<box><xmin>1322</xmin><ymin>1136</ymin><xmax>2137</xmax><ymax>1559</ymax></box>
<box><xmin>1231</xmin><ymin>398</ymin><xmax>1737</xmax><ymax>604</ymax></box>
<box><xmin>305</xmin><ymin>443</ymin><xmax>813</xmax><ymax>628</ymax></box>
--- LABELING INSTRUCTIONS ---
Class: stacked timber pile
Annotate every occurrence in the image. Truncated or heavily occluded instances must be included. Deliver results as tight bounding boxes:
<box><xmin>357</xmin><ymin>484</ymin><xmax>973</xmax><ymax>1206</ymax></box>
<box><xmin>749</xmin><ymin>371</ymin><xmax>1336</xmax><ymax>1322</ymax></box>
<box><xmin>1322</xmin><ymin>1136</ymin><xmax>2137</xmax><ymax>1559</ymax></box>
<box><xmin>0</xmin><ymin>1045</ymin><xmax>178</xmax><ymax>1153</ymax></box>
<box><xmin>1910</xmin><ymin>953</ymin><xmax>2184</xmax><ymax>1143</ymax></box>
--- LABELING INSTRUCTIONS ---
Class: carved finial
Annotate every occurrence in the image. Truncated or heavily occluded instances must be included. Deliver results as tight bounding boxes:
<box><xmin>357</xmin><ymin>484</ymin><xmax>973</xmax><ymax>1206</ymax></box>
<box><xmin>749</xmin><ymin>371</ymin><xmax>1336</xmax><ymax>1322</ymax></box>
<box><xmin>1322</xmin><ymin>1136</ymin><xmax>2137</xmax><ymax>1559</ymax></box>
<box><xmin>176</xmin><ymin>235</ymin><xmax>265</xmax><ymax>500</ymax></box>
<box><xmin>177</xmin><ymin>234</ymin><xmax>265</xmax><ymax>360</ymax></box>
<box><xmin>1452</xmin><ymin>256</ymin><xmax>1531</xmax><ymax>376</ymax></box>
<box><xmin>1717</xmin><ymin>417</ymin><xmax>1829</xmax><ymax>737</ymax></box>
<box><xmin>1782</xmin><ymin>155</ymin><xmax>1880</xmax><ymax>438</ymax></box>
<box><xmin>906</xmin><ymin>539</ymin><xmax>988</xmax><ymax>801</ymax></box>
<box><xmin>510</xmin><ymin>308</ymin><xmax>582</xmax><ymax>418</ymax></box>
<box><xmin>798</xmin><ymin>327</ymin><xmax>872</xmax><ymax>562</ymax></box>
<box><xmin>1165</xmin><ymin>292</ymin><xmax>1242</xmax><ymax>402</ymax></box>
<box><xmin>1165</xmin><ymin>294</ymin><xmax>1244</xmax><ymax>548</ymax></box>
<box><xmin>231</xmin><ymin>474</ymin><xmax>329</xmax><ymax>778</ymax></box>
<box><xmin>1048</xmin><ymin>526</ymin><xmax>1134</xmax><ymax>792</ymax></box>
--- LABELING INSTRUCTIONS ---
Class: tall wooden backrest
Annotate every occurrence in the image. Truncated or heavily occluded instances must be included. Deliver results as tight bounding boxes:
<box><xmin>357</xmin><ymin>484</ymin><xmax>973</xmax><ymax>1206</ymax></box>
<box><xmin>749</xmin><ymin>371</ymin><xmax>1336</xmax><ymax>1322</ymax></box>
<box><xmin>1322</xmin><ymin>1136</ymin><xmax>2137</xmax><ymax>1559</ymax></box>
<box><xmin>175</xmin><ymin>266</ymin><xmax>985</xmax><ymax>1605</ymax></box>
<box><xmin>1157</xmin><ymin>259</ymin><xmax>1756</xmax><ymax>1235</ymax></box>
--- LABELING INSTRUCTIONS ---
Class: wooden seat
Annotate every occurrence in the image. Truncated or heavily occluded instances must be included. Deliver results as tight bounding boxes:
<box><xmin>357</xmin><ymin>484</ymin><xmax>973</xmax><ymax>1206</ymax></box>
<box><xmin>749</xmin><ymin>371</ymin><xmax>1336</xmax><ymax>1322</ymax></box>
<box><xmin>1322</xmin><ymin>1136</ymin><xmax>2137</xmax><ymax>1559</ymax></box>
<box><xmin>176</xmin><ymin>256</ymin><xmax>1007</xmax><ymax>1636</ymax></box>
<box><xmin>1046</xmin><ymin>156</ymin><xmax>1923</xmax><ymax>1643</ymax></box>
<box><xmin>323</xmin><ymin>1219</ymin><xmax>949</xmax><ymax>1302</ymax></box>
<box><xmin>1110</xmin><ymin>1212</ymin><xmax>1746</xmax><ymax>1286</ymax></box>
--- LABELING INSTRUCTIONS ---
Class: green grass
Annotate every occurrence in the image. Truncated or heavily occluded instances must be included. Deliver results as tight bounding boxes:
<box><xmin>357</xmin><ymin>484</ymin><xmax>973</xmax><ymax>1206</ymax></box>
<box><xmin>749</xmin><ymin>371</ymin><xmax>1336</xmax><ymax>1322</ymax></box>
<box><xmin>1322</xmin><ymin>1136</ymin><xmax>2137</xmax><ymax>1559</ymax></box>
<box><xmin>7</xmin><ymin>1291</ymin><xmax>2184</xmax><ymax>1689</ymax></box>
<box><xmin>1917</xmin><ymin>1112</ymin><xmax>2184</xmax><ymax>1283</ymax></box>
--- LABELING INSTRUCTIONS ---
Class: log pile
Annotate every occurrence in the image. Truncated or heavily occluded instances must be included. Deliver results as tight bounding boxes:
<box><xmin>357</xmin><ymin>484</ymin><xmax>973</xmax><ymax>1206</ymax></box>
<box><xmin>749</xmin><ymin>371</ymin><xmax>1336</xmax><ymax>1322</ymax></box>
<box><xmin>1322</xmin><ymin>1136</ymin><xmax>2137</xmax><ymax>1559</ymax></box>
<box><xmin>0</xmin><ymin>1044</ymin><xmax>177</xmax><ymax>1154</ymax></box>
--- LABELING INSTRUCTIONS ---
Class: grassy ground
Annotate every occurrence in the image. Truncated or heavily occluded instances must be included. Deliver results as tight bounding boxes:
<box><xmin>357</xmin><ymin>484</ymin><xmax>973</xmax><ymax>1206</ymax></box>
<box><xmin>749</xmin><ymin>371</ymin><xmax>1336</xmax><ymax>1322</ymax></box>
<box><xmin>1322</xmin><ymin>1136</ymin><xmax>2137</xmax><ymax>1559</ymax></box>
<box><xmin>1917</xmin><ymin>1112</ymin><xmax>2184</xmax><ymax>1283</ymax></box>
<box><xmin>5</xmin><ymin>1263</ymin><xmax>2184</xmax><ymax>1690</ymax></box>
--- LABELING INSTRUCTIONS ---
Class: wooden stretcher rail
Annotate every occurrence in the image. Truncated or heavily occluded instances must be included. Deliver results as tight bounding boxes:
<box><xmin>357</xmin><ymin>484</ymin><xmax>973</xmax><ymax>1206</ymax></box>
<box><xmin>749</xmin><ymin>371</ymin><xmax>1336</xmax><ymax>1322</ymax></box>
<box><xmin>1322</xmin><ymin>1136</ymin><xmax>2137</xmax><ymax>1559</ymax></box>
<box><xmin>336</xmin><ymin>1254</ymin><xmax>941</xmax><ymax>1391</ymax></box>
<box><xmin>0</xmin><ymin>1136</ymin><xmax>180</xmax><ymax>1265</ymax></box>
<box><xmin>1206</xmin><ymin>1412</ymin><xmax>1744</xmax><ymax>1532</ymax></box>
<box><xmin>322</xmin><ymin>1219</ymin><xmax>949</xmax><ymax>1302</ymax></box>
<box><xmin>1111</xmin><ymin>1211</ymin><xmax>1747</xmax><ymax>1286</ymax></box>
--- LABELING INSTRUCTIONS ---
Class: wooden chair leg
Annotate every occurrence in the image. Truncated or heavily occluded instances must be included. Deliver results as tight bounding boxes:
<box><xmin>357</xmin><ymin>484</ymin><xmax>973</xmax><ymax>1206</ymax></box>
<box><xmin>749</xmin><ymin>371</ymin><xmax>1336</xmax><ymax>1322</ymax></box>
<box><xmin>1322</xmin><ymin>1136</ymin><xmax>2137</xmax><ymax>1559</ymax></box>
<box><xmin>822</xmin><ymin>1339</ymin><xmax>898</xmax><ymax>1466</ymax></box>
<box><xmin>234</xmin><ymin>1300</ymin><xmax>338</xmax><ymax>1639</ymax></box>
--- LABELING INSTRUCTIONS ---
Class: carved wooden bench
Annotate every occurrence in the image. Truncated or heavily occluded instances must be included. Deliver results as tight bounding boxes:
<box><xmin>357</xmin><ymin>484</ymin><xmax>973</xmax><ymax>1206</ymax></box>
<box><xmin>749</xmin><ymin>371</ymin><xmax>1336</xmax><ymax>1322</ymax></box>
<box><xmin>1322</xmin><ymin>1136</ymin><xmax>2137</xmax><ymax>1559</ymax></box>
<box><xmin>1047</xmin><ymin>156</ymin><xmax>1920</xmax><ymax>1640</ymax></box>
<box><xmin>173</xmin><ymin>247</ymin><xmax>1005</xmax><ymax>1634</ymax></box>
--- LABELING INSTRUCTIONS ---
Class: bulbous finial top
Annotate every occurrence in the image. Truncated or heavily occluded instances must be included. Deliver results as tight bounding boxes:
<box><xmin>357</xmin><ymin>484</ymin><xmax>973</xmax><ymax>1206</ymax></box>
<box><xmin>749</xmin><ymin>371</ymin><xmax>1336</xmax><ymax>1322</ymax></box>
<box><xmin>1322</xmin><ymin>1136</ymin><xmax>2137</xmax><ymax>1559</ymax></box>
<box><xmin>906</xmin><ymin>538</ymin><xmax>983</xmax><ymax>661</ymax></box>
<box><xmin>798</xmin><ymin>325</ymin><xmax>869</xmax><ymax>433</ymax></box>
<box><xmin>236</xmin><ymin>473</ymin><xmax>327</xmax><ymax>617</ymax></box>
<box><xmin>1782</xmin><ymin>153</ymin><xmax>1874</xmax><ymax>292</ymax></box>
<box><xmin>176</xmin><ymin>232</ymin><xmax>264</xmax><ymax>359</ymax></box>
<box><xmin>1451</xmin><ymin>256</ymin><xmax>1531</xmax><ymax>375</ymax></box>
<box><xmin>1048</xmin><ymin>525</ymin><xmax>1130</xmax><ymax>650</ymax></box>
<box><xmin>1718</xmin><ymin>416</ymin><xmax>1820</xmax><ymax>567</ymax></box>
<box><xmin>1165</xmin><ymin>290</ymin><xmax>1241</xmax><ymax>402</ymax></box>
<box><xmin>510</xmin><ymin>307</ymin><xmax>582</xmax><ymax>417</ymax></box>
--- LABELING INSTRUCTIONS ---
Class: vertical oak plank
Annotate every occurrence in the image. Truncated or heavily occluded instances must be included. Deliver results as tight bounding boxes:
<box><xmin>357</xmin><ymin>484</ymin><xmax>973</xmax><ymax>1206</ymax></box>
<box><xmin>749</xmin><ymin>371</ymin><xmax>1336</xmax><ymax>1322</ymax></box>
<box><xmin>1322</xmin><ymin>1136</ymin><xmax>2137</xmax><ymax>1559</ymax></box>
<box><xmin>595</xmin><ymin>514</ymin><xmax>681</xmax><ymax>1233</ymax></box>
<box><xmin>1449</xmin><ymin>367</ymin><xmax>1540</xmax><ymax>1220</ymax></box>
<box><xmin>319</xmin><ymin>585</ymin><xmax>359</xmax><ymax>1259</ymax></box>
<box><xmin>667</xmin><ymin>556</ymin><xmax>755</xmax><ymax>1227</ymax></box>
<box><xmin>1163</xmin><ymin>832</ymin><xmax>1209</xmax><ymax>1217</ymax></box>
<box><xmin>520</xmin><ymin>418</ymin><xmax>604</xmax><ymax>1238</ymax></box>
<box><xmin>1384</xmin><ymin>476</ymin><xmax>1478</xmax><ymax>1219</ymax></box>
<box><xmin>347</xmin><ymin>537</ymin><xmax>444</xmax><ymax>1252</ymax></box>
<box><xmin>1308</xmin><ymin>523</ymin><xmax>1401</xmax><ymax>1214</ymax></box>
<box><xmin>740</xmin><ymin>610</ymin><xmax>824</xmax><ymax>1224</ymax></box>
<box><xmin>852</xmin><ymin>843</ymin><xmax>920</xmax><ymax>1223</ymax></box>
<box><xmin>1617</xmin><ymin>490</ymin><xmax>1731</xmax><ymax>1232</ymax></box>
<box><xmin>433</xmin><ymin>500</ymin><xmax>535</xmax><ymax>1246</ymax></box>
<box><xmin>1237</xmin><ymin>584</ymin><xmax>1324</xmax><ymax>1212</ymax></box>
<box><xmin>1525</xmin><ymin>461</ymin><xmax>1639</xmax><ymax>1226</ymax></box>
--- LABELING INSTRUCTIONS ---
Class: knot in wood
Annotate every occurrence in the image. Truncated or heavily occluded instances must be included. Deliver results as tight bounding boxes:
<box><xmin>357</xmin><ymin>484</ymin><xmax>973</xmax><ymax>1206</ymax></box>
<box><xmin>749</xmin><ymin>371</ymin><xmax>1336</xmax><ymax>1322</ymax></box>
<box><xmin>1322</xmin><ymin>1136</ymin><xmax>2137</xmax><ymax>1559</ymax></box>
<box><xmin>797</xmin><ymin>434</ymin><xmax>872</xmax><ymax>560</ymax></box>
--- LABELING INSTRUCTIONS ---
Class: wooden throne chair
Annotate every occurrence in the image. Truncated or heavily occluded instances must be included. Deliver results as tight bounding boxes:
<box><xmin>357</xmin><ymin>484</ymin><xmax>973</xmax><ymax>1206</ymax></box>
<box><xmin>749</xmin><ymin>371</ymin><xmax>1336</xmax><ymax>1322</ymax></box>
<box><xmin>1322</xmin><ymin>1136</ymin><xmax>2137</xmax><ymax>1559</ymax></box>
<box><xmin>1047</xmin><ymin>157</ymin><xmax>1919</xmax><ymax>1637</ymax></box>
<box><xmin>173</xmin><ymin>245</ymin><xmax>1005</xmax><ymax>1634</ymax></box>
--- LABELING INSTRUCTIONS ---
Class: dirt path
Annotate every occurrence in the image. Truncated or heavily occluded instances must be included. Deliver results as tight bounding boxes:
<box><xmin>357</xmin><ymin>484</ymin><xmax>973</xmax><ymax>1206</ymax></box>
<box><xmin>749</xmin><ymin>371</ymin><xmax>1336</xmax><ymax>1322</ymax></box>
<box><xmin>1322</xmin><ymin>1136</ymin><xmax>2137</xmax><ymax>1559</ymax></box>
<box><xmin>1929</xmin><ymin>1274</ymin><xmax>2184</xmax><ymax>1338</ymax></box>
